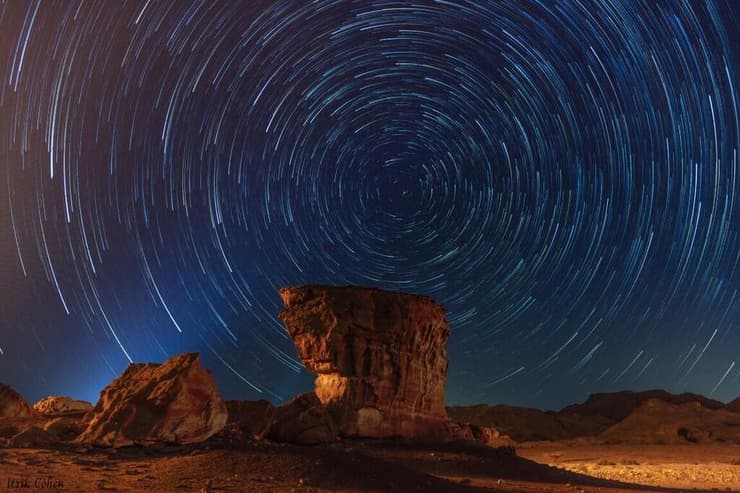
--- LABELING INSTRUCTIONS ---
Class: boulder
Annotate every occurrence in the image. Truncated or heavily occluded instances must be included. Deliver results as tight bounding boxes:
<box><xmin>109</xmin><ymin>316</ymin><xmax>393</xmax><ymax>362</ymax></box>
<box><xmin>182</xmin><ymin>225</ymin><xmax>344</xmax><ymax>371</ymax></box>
<box><xmin>464</xmin><ymin>423</ymin><xmax>502</xmax><ymax>446</ymax></box>
<box><xmin>279</xmin><ymin>285</ymin><xmax>450</xmax><ymax>438</ymax></box>
<box><xmin>43</xmin><ymin>416</ymin><xmax>86</xmax><ymax>441</ymax></box>
<box><xmin>34</xmin><ymin>396</ymin><xmax>93</xmax><ymax>417</ymax></box>
<box><xmin>225</xmin><ymin>400</ymin><xmax>274</xmax><ymax>437</ymax></box>
<box><xmin>0</xmin><ymin>423</ymin><xmax>23</xmax><ymax>439</ymax></box>
<box><xmin>262</xmin><ymin>393</ymin><xmax>338</xmax><ymax>445</ymax></box>
<box><xmin>76</xmin><ymin>353</ymin><xmax>227</xmax><ymax>447</ymax></box>
<box><xmin>0</xmin><ymin>383</ymin><xmax>35</xmax><ymax>419</ymax></box>
<box><xmin>9</xmin><ymin>426</ymin><xmax>52</xmax><ymax>448</ymax></box>
<box><xmin>437</xmin><ymin>420</ymin><xmax>507</xmax><ymax>446</ymax></box>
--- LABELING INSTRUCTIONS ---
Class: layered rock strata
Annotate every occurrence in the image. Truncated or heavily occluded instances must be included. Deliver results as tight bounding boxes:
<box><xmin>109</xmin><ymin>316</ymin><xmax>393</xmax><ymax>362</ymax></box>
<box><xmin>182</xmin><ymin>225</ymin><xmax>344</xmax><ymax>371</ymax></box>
<box><xmin>279</xmin><ymin>285</ymin><xmax>450</xmax><ymax>438</ymax></box>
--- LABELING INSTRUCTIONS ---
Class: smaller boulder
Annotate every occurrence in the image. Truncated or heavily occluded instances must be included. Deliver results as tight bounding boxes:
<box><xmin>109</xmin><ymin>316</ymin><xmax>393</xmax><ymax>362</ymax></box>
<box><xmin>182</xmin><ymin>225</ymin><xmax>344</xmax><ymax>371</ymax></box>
<box><xmin>9</xmin><ymin>426</ymin><xmax>52</xmax><ymax>448</ymax></box>
<box><xmin>225</xmin><ymin>400</ymin><xmax>274</xmax><ymax>437</ymax></box>
<box><xmin>0</xmin><ymin>423</ymin><xmax>22</xmax><ymax>439</ymax></box>
<box><xmin>468</xmin><ymin>423</ymin><xmax>503</xmax><ymax>445</ymax></box>
<box><xmin>34</xmin><ymin>396</ymin><xmax>93</xmax><ymax>417</ymax></box>
<box><xmin>437</xmin><ymin>420</ymin><xmax>508</xmax><ymax>446</ymax></box>
<box><xmin>262</xmin><ymin>393</ymin><xmax>338</xmax><ymax>445</ymax></box>
<box><xmin>43</xmin><ymin>417</ymin><xmax>85</xmax><ymax>441</ymax></box>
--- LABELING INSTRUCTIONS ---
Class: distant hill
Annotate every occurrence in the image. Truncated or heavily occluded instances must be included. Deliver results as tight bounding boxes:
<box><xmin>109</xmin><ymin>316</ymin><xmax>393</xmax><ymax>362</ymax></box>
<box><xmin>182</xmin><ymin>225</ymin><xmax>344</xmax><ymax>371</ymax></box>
<box><xmin>559</xmin><ymin>390</ymin><xmax>725</xmax><ymax>421</ymax></box>
<box><xmin>447</xmin><ymin>389</ymin><xmax>740</xmax><ymax>444</ymax></box>
<box><xmin>598</xmin><ymin>398</ymin><xmax>740</xmax><ymax>444</ymax></box>
<box><xmin>445</xmin><ymin>404</ymin><xmax>610</xmax><ymax>442</ymax></box>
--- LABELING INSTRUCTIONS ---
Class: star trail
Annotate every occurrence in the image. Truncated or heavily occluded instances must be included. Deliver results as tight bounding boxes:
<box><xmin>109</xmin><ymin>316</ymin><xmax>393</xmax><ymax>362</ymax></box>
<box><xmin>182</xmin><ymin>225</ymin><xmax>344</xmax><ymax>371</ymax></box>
<box><xmin>0</xmin><ymin>0</ymin><xmax>738</xmax><ymax>409</ymax></box>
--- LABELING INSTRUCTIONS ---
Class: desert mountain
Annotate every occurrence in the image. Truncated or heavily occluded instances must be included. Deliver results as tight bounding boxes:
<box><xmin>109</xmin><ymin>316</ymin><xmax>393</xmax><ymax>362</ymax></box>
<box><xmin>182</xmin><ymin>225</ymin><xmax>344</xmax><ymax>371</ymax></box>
<box><xmin>446</xmin><ymin>404</ymin><xmax>611</xmax><ymax>442</ymax></box>
<box><xmin>598</xmin><ymin>398</ymin><xmax>740</xmax><ymax>444</ymax></box>
<box><xmin>448</xmin><ymin>389</ymin><xmax>740</xmax><ymax>443</ymax></box>
<box><xmin>559</xmin><ymin>390</ymin><xmax>725</xmax><ymax>421</ymax></box>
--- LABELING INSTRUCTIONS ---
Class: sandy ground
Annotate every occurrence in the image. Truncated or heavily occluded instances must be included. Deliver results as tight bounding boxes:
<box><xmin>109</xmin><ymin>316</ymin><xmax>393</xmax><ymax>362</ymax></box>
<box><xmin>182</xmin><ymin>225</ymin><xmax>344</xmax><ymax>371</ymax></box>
<box><xmin>518</xmin><ymin>442</ymin><xmax>740</xmax><ymax>491</ymax></box>
<box><xmin>0</xmin><ymin>440</ymin><xmax>737</xmax><ymax>492</ymax></box>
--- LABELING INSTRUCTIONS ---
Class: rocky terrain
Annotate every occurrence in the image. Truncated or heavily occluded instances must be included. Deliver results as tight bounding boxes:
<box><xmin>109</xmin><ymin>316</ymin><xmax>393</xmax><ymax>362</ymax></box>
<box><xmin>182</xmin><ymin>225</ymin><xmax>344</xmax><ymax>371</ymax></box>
<box><xmin>448</xmin><ymin>389</ymin><xmax>740</xmax><ymax>445</ymax></box>
<box><xmin>0</xmin><ymin>285</ymin><xmax>738</xmax><ymax>492</ymax></box>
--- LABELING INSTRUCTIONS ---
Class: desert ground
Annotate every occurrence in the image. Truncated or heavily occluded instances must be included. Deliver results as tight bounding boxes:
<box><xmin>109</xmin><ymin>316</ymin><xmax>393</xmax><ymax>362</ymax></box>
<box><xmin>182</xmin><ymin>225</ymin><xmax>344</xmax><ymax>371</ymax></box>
<box><xmin>518</xmin><ymin>442</ymin><xmax>740</xmax><ymax>491</ymax></box>
<box><xmin>2</xmin><ymin>298</ymin><xmax>738</xmax><ymax>493</ymax></box>
<box><xmin>0</xmin><ymin>439</ymin><xmax>737</xmax><ymax>492</ymax></box>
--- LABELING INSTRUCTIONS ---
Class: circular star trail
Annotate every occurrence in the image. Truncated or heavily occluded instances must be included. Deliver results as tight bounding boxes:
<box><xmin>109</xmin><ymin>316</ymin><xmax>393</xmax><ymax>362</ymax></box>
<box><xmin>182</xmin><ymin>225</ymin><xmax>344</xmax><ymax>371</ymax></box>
<box><xmin>0</xmin><ymin>0</ymin><xmax>738</xmax><ymax>408</ymax></box>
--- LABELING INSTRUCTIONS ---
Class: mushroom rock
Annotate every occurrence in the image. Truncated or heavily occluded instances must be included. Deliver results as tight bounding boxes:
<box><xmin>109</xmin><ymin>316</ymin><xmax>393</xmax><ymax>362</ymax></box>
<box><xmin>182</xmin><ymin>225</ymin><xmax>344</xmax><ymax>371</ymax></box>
<box><xmin>76</xmin><ymin>353</ymin><xmax>227</xmax><ymax>447</ymax></box>
<box><xmin>34</xmin><ymin>396</ymin><xmax>93</xmax><ymax>417</ymax></box>
<box><xmin>0</xmin><ymin>383</ymin><xmax>35</xmax><ymax>419</ymax></box>
<box><xmin>278</xmin><ymin>285</ymin><xmax>451</xmax><ymax>438</ymax></box>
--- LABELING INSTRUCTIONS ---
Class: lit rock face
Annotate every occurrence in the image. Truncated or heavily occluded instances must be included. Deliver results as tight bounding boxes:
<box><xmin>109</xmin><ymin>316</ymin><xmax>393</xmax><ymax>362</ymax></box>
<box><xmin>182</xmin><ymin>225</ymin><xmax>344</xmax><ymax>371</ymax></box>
<box><xmin>77</xmin><ymin>353</ymin><xmax>227</xmax><ymax>447</ymax></box>
<box><xmin>0</xmin><ymin>383</ymin><xmax>35</xmax><ymax>419</ymax></box>
<box><xmin>279</xmin><ymin>285</ymin><xmax>450</xmax><ymax>438</ymax></box>
<box><xmin>34</xmin><ymin>396</ymin><xmax>93</xmax><ymax>417</ymax></box>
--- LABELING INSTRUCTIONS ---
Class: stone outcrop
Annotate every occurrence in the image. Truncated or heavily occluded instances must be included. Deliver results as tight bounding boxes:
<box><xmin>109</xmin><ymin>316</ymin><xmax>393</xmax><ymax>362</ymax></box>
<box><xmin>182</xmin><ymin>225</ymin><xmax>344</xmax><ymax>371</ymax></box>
<box><xmin>278</xmin><ymin>285</ymin><xmax>450</xmax><ymax>438</ymax></box>
<box><xmin>76</xmin><ymin>353</ymin><xmax>227</xmax><ymax>447</ymax></box>
<box><xmin>8</xmin><ymin>426</ymin><xmax>52</xmax><ymax>448</ymax></box>
<box><xmin>262</xmin><ymin>393</ymin><xmax>338</xmax><ymax>445</ymax></box>
<box><xmin>727</xmin><ymin>397</ymin><xmax>740</xmax><ymax>413</ymax></box>
<box><xmin>34</xmin><ymin>396</ymin><xmax>93</xmax><ymax>417</ymax></box>
<box><xmin>43</xmin><ymin>416</ymin><xmax>86</xmax><ymax>441</ymax></box>
<box><xmin>442</xmin><ymin>421</ymin><xmax>506</xmax><ymax>446</ymax></box>
<box><xmin>0</xmin><ymin>383</ymin><xmax>35</xmax><ymax>419</ymax></box>
<box><xmin>225</xmin><ymin>400</ymin><xmax>275</xmax><ymax>437</ymax></box>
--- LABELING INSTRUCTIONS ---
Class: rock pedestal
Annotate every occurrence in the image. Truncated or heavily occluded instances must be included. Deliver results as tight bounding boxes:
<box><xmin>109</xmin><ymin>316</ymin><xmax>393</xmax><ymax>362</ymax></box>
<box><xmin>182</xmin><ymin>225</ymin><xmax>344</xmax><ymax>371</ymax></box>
<box><xmin>279</xmin><ymin>285</ymin><xmax>450</xmax><ymax>438</ymax></box>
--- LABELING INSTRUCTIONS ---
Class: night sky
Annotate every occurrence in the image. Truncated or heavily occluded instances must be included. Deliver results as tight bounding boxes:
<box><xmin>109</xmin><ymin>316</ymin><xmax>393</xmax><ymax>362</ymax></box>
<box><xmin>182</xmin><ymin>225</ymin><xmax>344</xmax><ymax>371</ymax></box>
<box><xmin>0</xmin><ymin>0</ymin><xmax>738</xmax><ymax>411</ymax></box>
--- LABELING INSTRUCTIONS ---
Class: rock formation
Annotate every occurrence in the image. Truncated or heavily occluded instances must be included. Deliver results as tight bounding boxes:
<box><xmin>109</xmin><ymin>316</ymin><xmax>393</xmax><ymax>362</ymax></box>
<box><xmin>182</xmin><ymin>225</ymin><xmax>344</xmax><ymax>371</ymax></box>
<box><xmin>8</xmin><ymin>426</ymin><xmax>52</xmax><ymax>448</ymax></box>
<box><xmin>442</xmin><ymin>420</ymin><xmax>507</xmax><ymax>446</ymax></box>
<box><xmin>262</xmin><ymin>392</ymin><xmax>338</xmax><ymax>445</ymax></box>
<box><xmin>0</xmin><ymin>383</ymin><xmax>35</xmax><ymax>419</ymax></box>
<box><xmin>278</xmin><ymin>285</ymin><xmax>450</xmax><ymax>438</ymax></box>
<box><xmin>43</xmin><ymin>416</ymin><xmax>87</xmax><ymax>441</ymax></box>
<box><xmin>76</xmin><ymin>353</ymin><xmax>227</xmax><ymax>447</ymax></box>
<box><xmin>34</xmin><ymin>396</ymin><xmax>93</xmax><ymax>417</ymax></box>
<box><xmin>225</xmin><ymin>400</ymin><xmax>275</xmax><ymax>437</ymax></box>
<box><xmin>726</xmin><ymin>397</ymin><xmax>740</xmax><ymax>413</ymax></box>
